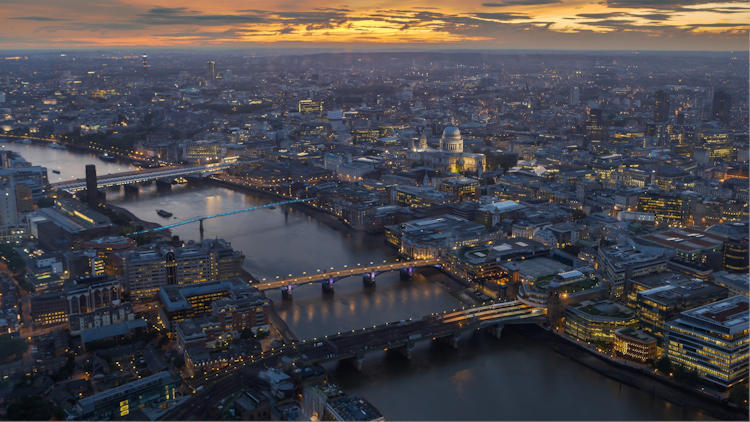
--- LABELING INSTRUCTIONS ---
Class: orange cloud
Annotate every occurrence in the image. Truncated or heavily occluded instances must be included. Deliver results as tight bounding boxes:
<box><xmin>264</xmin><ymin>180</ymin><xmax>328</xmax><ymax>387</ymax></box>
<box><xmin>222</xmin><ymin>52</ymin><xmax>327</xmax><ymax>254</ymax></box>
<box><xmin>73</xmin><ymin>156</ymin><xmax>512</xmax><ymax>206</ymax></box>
<box><xmin>0</xmin><ymin>0</ymin><xmax>747</xmax><ymax>49</ymax></box>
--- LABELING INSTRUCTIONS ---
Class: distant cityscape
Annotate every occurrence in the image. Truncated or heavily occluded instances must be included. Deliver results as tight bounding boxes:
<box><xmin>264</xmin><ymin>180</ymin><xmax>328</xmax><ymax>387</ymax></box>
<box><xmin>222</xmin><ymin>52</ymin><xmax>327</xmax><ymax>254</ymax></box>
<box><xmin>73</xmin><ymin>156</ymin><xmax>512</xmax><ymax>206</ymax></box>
<box><xmin>0</xmin><ymin>50</ymin><xmax>746</xmax><ymax>421</ymax></box>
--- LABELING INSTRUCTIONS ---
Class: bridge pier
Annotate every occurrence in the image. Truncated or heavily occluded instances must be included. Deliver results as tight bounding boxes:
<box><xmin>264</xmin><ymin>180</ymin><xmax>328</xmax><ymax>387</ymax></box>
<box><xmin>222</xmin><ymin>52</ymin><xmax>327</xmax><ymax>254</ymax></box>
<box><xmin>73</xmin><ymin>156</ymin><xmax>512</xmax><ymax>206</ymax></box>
<box><xmin>439</xmin><ymin>333</ymin><xmax>461</xmax><ymax>350</ymax></box>
<box><xmin>351</xmin><ymin>351</ymin><xmax>366</xmax><ymax>371</ymax></box>
<box><xmin>156</xmin><ymin>179</ymin><xmax>172</xmax><ymax>192</ymax></box>
<box><xmin>399</xmin><ymin>267</ymin><xmax>414</xmax><ymax>281</ymax></box>
<box><xmin>124</xmin><ymin>184</ymin><xmax>139</xmax><ymax>197</ymax></box>
<box><xmin>394</xmin><ymin>342</ymin><xmax>414</xmax><ymax>360</ymax></box>
<box><xmin>489</xmin><ymin>324</ymin><xmax>504</xmax><ymax>339</ymax></box>
<box><xmin>322</xmin><ymin>278</ymin><xmax>335</xmax><ymax>294</ymax></box>
<box><xmin>362</xmin><ymin>272</ymin><xmax>376</xmax><ymax>287</ymax></box>
<box><xmin>281</xmin><ymin>286</ymin><xmax>293</xmax><ymax>301</ymax></box>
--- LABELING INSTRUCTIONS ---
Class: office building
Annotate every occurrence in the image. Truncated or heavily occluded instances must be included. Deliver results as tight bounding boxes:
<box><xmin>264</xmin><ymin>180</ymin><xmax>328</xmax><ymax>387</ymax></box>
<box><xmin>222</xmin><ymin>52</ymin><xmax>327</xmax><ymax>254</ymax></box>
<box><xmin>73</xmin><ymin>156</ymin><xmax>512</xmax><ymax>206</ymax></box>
<box><xmin>614</xmin><ymin>327</ymin><xmax>658</xmax><ymax>362</ymax></box>
<box><xmin>711</xmin><ymin>90</ymin><xmax>731</xmax><ymax>123</ymax></box>
<box><xmin>637</xmin><ymin>192</ymin><xmax>689</xmax><ymax>227</ymax></box>
<box><xmin>635</xmin><ymin>278</ymin><xmax>726</xmax><ymax>342</ymax></box>
<box><xmin>298</xmin><ymin>99</ymin><xmax>323</xmax><ymax>114</ymax></box>
<box><xmin>159</xmin><ymin>278</ymin><xmax>268</xmax><ymax>331</ymax></box>
<box><xmin>118</xmin><ymin>239</ymin><xmax>245</xmax><ymax>301</ymax></box>
<box><xmin>564</xmin><ymin>299</ymin><xmax>637</xmax><ymax>343</ymax></box>
<box><xmin>666</xmin><ymin>296</ymin><xmax>748</xmax><ymax>389</ymax></box>
<box><xmin>72</xmin><ymin>371</ymin><xmax>179</xmax><ymax>419</ymax></box>
<box><xmin>654</xmin><ymin>90</ymin><xmax>670</xmax><ymax>122</ymax></box>
<box><xmin>597</xmin><ymin>245</ymin><xmax>667</xmax><ymax>297</ymax></box>
<box><xmin>206</xmin><ymin>60</ymin><xmax>215</xmax><ymax>81</ymax></box>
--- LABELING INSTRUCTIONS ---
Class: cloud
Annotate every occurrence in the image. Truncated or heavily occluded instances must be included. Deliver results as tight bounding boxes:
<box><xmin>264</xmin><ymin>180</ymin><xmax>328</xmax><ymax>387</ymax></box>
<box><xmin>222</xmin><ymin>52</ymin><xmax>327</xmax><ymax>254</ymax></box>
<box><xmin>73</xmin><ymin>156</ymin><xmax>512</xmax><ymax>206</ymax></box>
<box><xmin>631</xmin><ymin>13</ymin><xmax>671</xmax><ymax>21</ymax></box>
<box><xmin>482</xmin><ymin>0</ymin><xmax>560</xmax><ymax>6</ymax></box>
<box><xmin>606</xmin><ymin>0</ymin><xmax>746</xmax><ymax>9</ymax></box>
<box><xmin>576</xmin><ymin>12</ymin><xmax>627</xmax><ymax>19</ymax></box>
<box><xmin>472</xmin><ymin>13</ymin><xmax>531</xmax><ymax>21</ymax></box>
<box><xmin>138</xmin><ymin>8</ymin><xmax>268</xmax><ymax>26</ymax></box>
<box><xmin>147</xmin><ymin>6</ymin><xmax>189</xmax><ymax>15</ymax></box>
<box><xmin>10</xmin><ymin>16</ymin><xmax>66</xmax><ymax>21</ymax></box>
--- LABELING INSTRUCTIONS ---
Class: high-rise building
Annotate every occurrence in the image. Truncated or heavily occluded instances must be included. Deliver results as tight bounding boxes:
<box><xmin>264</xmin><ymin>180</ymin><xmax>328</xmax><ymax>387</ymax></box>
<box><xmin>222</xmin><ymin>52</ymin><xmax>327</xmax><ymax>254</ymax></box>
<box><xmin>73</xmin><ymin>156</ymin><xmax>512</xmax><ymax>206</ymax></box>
<box><xmin>85</xmin><ymin>164</ymin><xmax>98</xmax><ymax>207</ymax></box>
<box><xmin>206</xmin><ymin>60</ymin><xmax>216</xmax><ymax>82</ymax></box>
<box><xmin>712</xmin><ymin>90</ymin><xmax>731</xmax><ymax>123</ymax></box>
<box><xmin>723</xmin><ymin>237</ymin><xmax>749</xmax><ymax>273</ymax></box>
<box><xmin>584</xmin><ymin>107</ymin><xmax>605</xmax><ymax>152</ymax></box>
<box><xmin>654</xmin><ymin>90</ymin><xmax>670</xmax><ymax>122</ymax></box>
<box><xmin>569</xmin><ymin>86</ymin><xmax>580</xmax><ymax>106</ymax></box>
<box><xmin>666</xmin><ymin>296</ymin><xmax>748</xmax><ymax>389</ymax></box>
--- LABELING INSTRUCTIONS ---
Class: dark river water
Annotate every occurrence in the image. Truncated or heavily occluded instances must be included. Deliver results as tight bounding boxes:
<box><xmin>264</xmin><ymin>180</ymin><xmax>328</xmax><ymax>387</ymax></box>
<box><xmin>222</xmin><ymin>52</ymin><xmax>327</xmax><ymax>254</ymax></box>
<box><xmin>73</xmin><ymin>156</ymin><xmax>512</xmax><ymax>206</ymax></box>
<box><xmin>3</xmin><ymin>140</ymin><xmax>712</xmax><ymax>420</ymax></box>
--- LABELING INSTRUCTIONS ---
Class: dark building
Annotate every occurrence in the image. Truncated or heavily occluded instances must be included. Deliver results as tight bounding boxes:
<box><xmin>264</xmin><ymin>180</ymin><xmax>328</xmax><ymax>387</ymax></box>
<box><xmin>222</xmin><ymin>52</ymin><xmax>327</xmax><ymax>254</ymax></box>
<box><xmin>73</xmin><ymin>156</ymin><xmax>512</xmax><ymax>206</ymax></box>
<box><xmin>206</xmin><ymin>60</ymin><xmax>216</xmax><ymax>81</ymax></box>
<box><xmin>85</xmin><ymin>164</ymin><xmax>98</xmax><ymax>207</ymax></box>
<box><xmin>712</xmin><ymin>90</ymin><xmax>731</xmax><ymax>123</ymax></box>
<box><xmin>584</xmin><ymin>107</ymin><xmax>605</xmax><ymax>152</ymax></box>
<box><xmin>723</xmin><ymin>237</ymin><xmax>749</xmax><ymax>273</ymax></box>
<box><xmin>654</xmin><ymin>90</ymin><xmax>670</xmax><ymax>122</ymax></box>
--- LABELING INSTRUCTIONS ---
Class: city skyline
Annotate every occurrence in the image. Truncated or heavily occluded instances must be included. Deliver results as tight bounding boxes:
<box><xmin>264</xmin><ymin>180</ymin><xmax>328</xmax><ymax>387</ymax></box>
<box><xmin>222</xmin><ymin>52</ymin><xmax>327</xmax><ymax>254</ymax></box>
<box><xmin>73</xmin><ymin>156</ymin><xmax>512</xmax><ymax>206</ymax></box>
<box><xmin>1</xmin><ymin>0</ymin><xmax>749</xmax><ymax>50</ymax></box>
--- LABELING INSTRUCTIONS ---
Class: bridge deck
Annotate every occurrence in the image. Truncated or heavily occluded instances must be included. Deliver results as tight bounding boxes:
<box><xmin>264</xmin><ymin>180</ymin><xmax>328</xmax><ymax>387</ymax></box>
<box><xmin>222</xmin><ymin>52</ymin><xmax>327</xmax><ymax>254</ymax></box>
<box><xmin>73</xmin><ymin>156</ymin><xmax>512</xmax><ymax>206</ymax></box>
<box><xmin>52</xmin><ymin>163</ymin><xmax>232</xmax><ymax>192</ymax></box>
<box><xmin>254</xmin><ymin>258</ymin><xmax>440</xmax><ymax>290</ymax></box>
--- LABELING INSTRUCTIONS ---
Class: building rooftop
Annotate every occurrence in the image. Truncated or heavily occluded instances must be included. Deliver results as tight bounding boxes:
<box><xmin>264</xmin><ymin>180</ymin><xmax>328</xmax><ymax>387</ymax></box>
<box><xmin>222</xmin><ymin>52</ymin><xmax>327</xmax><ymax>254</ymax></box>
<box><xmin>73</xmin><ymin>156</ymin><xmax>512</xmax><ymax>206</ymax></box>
<box><xmin>639</xmin><ymin>228</ymin><xmax>725</xmax><ymax>253</ymax></box>
<box><xmin>678</xmin><ymin>295</ymin><xmax>749</xmax><ymax>335</ymax></box>
<box><xmin>327</xmin><ymin>396</ymin><xmax>383</xmax><ymax>421</ymax></box>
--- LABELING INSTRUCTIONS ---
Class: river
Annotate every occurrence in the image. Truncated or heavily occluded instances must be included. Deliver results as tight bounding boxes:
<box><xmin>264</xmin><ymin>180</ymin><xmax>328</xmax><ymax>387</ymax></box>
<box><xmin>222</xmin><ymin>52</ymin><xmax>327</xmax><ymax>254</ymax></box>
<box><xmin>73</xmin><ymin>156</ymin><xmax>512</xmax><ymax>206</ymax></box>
<box><xmin>5</xmin><ymin>140</ymin><xmax>713</xmax><ymax>420</ymax></box>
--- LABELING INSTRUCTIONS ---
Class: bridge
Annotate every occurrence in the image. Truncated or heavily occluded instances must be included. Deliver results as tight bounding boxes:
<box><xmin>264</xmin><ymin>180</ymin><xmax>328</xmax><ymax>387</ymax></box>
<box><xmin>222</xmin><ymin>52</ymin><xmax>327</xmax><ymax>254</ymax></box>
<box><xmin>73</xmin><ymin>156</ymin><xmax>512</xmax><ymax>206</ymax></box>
<box><xmin>161</xmin><ymin>300</ymin><xmax>545</xmax><ymax>419</ymax></box>
<box><xmin>253</xmin><ymin>258</ymin><xmax>441</xmax><ymax>295</ymax></box>
<box><xmin>51</xmin><ymin>162</ymin><xmax>233</xmax><ymax>192</ymax></box>
<box><xmin>296</xmin><ymin>300</ymin><xmax>545</xmax><ymax>367</ymax></box>
<box><xmin>128</xmin><ymin>198</ymin><xmax>315</xmax><ymax>240</ymax></box>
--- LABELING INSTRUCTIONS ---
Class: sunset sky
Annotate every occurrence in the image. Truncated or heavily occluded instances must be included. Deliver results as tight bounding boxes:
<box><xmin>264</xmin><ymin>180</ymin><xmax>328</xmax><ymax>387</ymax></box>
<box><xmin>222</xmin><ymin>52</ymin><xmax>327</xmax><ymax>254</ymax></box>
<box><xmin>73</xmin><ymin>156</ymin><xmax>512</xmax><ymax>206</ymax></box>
<box><xmin>1</xmin><ymin>0</ymin><xmax>748</xmax><ymax>50</ymax></box>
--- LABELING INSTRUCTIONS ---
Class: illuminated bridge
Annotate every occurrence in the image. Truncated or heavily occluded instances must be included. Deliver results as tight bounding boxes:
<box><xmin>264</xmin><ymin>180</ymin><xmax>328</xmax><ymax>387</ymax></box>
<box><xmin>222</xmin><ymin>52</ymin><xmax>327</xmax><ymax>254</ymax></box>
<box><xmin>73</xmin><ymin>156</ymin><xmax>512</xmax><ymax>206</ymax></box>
<box><xmin>161</xmin><ymin>300</ymin><xmax>546</xmax><ymax>419</ymax></box>
<box><xmin>128</xmin><ymin>198</ymin><xmax>315</xmax><ymax>238</ymax></box>
<box><xmin>254</xmin><ymin>258</ymin><xmax>441</xmax><ymax>295</ymax></box>
<box><xmin>51</xmin><ymin>162</ymin><xmax>233</xmax><ymax>192</ymax></box>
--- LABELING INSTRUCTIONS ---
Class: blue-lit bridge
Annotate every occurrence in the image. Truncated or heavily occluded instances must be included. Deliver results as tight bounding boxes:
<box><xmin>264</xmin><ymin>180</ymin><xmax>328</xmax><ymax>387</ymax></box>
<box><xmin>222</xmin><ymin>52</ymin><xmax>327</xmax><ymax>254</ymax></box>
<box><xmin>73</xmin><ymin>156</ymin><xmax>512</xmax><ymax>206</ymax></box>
<box><xmin>51</xmin><ymin>162</ymin><xmax>233</xmax><ymax>192</ymax></box>
<box><xmin>128</xmin><ymin>198</ymin><xmax>315</xmax><ymax>237</ymax></box>
<box><xmin>254</xmin><ymin>258</ymin><xmax>440</xmax><ymax>294</ymax></box>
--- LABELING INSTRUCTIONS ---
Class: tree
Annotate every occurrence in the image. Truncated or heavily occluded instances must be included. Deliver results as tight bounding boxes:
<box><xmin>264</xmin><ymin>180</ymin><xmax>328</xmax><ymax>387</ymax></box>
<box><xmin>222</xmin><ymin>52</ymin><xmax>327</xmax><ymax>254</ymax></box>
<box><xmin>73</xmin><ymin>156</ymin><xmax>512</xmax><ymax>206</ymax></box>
<box><xmin>5</xmin><ymin>396</ymin><xmax>61</xmax><ymax>420</ymax></box>
<box><xmin>0</xmin><ymin>245</ymin><xmax>25</xmax><ymax>274</ymax></box>
<box><xmin>0</xmin><ymin>335</ymin><xmax>27</xmax><ymax>363</ymax></box>
<box><xmin>655</xmin><ymin>356</ymin><xmax>671</xmax><ymax>374</ymax></box>
<box><xmin>728</xmin><ymin>383</ymin><xmax>749</xmax><ymax>408</ymax></box>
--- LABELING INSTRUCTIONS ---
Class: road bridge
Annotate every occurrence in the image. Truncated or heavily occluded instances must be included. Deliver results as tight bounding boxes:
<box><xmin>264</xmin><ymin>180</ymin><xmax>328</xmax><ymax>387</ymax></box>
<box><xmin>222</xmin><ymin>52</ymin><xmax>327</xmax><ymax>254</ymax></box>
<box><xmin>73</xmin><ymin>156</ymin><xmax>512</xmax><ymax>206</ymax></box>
<box><xmin>160</xmin><ymin>299</ymin><xmax>545</xmax><ymax>420</ymax></box>
<box><xmin>253</xmin><ymin>258</ymin><xmax>440</xmax><ymax>295</ymax></box>
<box><xmin>51</xmin><ymin>162</ymin><xmax>233</xmax><ymax>192</ymax></box>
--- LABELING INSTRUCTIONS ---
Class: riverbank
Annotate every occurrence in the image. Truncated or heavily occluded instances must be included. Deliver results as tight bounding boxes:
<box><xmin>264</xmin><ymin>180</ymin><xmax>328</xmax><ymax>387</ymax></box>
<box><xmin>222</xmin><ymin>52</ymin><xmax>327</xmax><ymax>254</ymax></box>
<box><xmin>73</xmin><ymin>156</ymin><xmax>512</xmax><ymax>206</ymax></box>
<box><xmin>517</xmin><ymin>325</ymin><xmax>748</xmax><ymax>421</ymax></box>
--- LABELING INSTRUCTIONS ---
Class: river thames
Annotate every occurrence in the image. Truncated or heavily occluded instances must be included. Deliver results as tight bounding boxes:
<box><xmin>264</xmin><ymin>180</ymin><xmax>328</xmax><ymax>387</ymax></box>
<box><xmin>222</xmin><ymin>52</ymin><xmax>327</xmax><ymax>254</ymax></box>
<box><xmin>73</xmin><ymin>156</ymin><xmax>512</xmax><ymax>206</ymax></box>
<box><xmin>2</xmin><ymin>140</ymin><xmax>712</xmax><ymax>420</ymax></box>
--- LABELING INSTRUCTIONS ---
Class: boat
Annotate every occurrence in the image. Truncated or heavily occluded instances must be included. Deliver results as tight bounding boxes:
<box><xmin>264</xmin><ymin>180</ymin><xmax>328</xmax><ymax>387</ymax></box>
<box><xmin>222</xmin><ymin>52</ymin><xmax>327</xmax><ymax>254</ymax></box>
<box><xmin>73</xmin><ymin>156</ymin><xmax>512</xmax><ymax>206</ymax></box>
<box><xmin>156</xmin><ymin>209</ymin><xmax>173</xmax><ymax>218</ymax></box>
<box><xmin>99</xmin><ymin>153</ymin><xmax>117</xmax><ymax>162</ymax></box>
<box><xmin>48</xmin><ymin>143</ymin><xmax>67</xmax><ymax>150</ymax></box>
<box><xmin>52</xmin><ymin>169</ymin><xmax>61</xmax><ymax>174</ymax></box>
<box><xmin>19</xmin><ymin>138</ymin><xmax>31</xmax><ymax>145</ymax></box>
<box><xmin>268</xmin><ymin>206</ymin><xmax>277</xmax><ymax>210</ymax></box>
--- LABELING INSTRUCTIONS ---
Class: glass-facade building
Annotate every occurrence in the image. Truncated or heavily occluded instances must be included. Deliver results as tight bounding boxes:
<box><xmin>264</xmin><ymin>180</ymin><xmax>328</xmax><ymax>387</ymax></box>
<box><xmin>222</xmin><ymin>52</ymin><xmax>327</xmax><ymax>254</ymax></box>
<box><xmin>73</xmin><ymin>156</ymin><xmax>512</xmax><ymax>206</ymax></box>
<box><xmin>666</xmin><ymin>296</ymin><xmax>749</xmax><ymax>389</ymax></box>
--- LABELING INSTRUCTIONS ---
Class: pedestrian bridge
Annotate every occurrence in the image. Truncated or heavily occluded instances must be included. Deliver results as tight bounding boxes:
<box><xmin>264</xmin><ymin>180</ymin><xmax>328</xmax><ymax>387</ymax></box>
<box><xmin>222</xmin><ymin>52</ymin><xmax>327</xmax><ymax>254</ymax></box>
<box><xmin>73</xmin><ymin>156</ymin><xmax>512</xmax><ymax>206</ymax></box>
<box><xmin>51</xmin><ymin>162</ymin><xmax>233</xmax><ymax>192</ymax></box>
<box><xmin>253</xmin><ymin>258</ymin><xmax>440</xmax><ymax>291</ymax></box>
